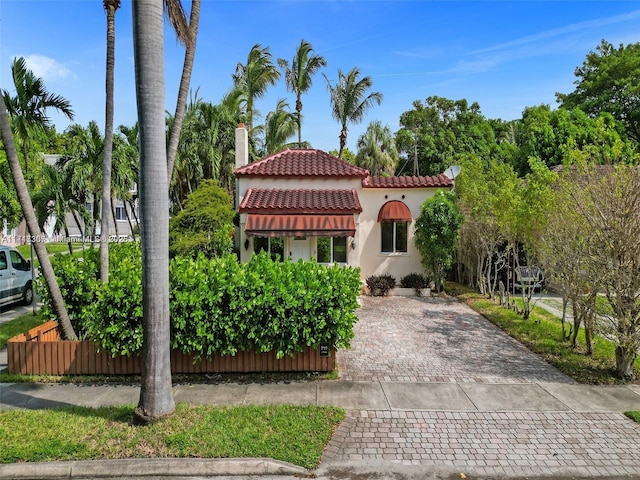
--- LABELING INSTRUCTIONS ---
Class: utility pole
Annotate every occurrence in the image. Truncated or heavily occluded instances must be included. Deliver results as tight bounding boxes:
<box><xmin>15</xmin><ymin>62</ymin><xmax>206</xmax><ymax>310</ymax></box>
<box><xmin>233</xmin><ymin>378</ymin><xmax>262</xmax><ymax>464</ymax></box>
<box><xmin>413</xmin><ymin>127</ymin><xmax>419</xmax><ymax>176</ymax></box>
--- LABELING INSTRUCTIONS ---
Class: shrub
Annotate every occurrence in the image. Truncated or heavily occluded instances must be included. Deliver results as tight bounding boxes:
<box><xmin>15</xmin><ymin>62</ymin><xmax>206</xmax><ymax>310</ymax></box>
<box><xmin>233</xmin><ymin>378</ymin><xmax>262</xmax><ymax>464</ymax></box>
<box><xmin>37</xmin><ymin>249</ymin><xmax>100</xmax><ymax>339</ymax></box>
<box><xmin>83</xmin><ymin>243</ymin><xmax>143</xmax><ymax>356</ymax></box>
<box><xmin>366</xmin><ymin>273</ymin><xmax>396</xmax><ymax>296</ymax></box>
<box><xmin>57</xmin><ymin>249</ymin><xmax>362</xmax><ymax>360</ymax></box>
<box><xmin>414</xmin><ymin>191</ymin><xmax>463</xmax><ymax>292</ymax></box>
<box><xmin>169</xmin><ymin>180</ymin><xmax>235</xmax><ymax>259</ymax></box>
<box><xmin>400</xmin><ymin>272</ymin><xmax>430</xmax><ymax>296</ymax></box>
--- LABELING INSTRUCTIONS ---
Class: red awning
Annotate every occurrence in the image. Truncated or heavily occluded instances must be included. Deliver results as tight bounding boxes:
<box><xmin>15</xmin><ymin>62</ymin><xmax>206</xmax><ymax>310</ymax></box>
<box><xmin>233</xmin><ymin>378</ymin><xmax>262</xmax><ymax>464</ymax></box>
<box><xmin>245</xmin><ymin>214</ymin><xmax>355</xmax><ymax>237</ymax></box>
<box><xmin>377</xmin><ymin>200</ymin><xmax>412</xmax><ymax>222</ymax></box>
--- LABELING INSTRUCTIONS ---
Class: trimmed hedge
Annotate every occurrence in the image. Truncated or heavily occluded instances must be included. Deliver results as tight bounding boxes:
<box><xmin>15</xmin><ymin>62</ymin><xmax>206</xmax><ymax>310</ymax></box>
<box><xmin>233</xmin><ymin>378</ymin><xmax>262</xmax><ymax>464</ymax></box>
<box><xmin>41</xmin><ymin>245</ymin><xmax>361</xmax><ymax>360</ymax></box>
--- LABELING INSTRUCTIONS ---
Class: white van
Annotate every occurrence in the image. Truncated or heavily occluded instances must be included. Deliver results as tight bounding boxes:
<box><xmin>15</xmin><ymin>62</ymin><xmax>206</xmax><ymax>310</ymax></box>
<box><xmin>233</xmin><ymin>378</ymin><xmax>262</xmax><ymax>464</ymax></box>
<box><xmin>0</xmin><ymin>245</ymin><xmax>34</xmax><ymax>307</ymax></box>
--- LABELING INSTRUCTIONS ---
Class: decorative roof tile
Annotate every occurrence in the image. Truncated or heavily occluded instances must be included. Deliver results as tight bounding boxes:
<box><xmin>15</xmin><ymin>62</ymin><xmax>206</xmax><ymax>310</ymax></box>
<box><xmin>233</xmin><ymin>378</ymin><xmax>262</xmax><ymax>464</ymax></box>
<box><xmin>239</xmin><ymin>188</ymin><xmax>363</xmax><ymax>214</ymax></box>
<box><xmin>362</xmin><ymin>175</ymin><xmax>453</xmax><ymax>188</ymax></box>
<box><xmin>235</xmin><ymin>149</ymin><xmax>369</xmax><ymax>178</ymax></box>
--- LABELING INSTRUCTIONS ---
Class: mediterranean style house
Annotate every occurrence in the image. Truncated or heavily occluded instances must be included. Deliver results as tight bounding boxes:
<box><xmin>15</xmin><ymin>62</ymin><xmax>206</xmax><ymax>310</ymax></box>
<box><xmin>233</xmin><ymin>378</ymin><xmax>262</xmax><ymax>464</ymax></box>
<box><xmin>234</xmin><ymin>125</ymin><xmax>453</xmax><ymax>281</ymax></box>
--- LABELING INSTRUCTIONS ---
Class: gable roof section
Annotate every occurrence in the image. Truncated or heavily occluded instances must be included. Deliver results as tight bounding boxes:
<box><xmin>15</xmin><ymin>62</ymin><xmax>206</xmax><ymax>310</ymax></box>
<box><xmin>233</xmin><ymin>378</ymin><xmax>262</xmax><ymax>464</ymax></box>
<box><xmin>235</xmin><ymin>149</ymin><xmax>369</xmax><ymax>178</ymax></box>
<box><xmin>363</xmin><ymin>175</ymin><xmax>453</xmax><ymax>188</ymax></box>
<box><xmin>239</xmin><ymin>188</ymin><xmax>362</xmax><ymax>214</ymax></box>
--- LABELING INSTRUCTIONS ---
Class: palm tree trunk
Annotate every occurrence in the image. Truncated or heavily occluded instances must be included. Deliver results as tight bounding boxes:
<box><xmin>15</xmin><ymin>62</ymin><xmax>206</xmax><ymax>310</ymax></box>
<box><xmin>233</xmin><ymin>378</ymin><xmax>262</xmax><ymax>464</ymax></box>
<box><xmin>111</xmin><ymin>196</ymin><xmax>120</xmax><ymax>238</ymax></box>
<box><xmin>0</xmin><ymin>95</ymin><xmax>77</xmax><ymax>340</ymax></box>
<box><xmin>64</xmin><ymin>225</ymin><xmax>73</xmax><ymax>254</ymax></box>
<box><xmin>166</xmin><ymin>0</ymin><xmax>200</xmax><ymax>184</ymax></box>
<box><xmin>132</xmin><ymin>0</ymin><xmax>175</xmax><ymax>422</ymax></box>
<box><xmin>125</xmin><ymin>204</ymin><xmax>136</xmax><ymax>241</ymax></box>
<box><xmin>338</xmin><ymin>125</ymin><xmax>347</xmax><ymax>158</ymax></box>
<box><xmin>100</xmin><ymin>0</ymin><xmax>119</xmax><ymax>284</ymax></box>
<box><xmin>296</xmin><ymin>99</ymin><xmax>302</xmax><ymax>148</ymax></box>
<box><xmin>128</xmin><ymin>198</ymin><xmax>140</xmax><ymax>226</ymax></box>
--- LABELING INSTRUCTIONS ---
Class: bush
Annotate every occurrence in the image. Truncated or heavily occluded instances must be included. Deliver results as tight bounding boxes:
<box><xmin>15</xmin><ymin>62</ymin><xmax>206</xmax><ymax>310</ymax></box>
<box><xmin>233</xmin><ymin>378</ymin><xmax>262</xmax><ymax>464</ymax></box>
<box><xmin>169</xmin><ymin>180</ymin><xmax>235</xmax><ymax>259</ymax></box>
<box><xmin>366</xmin><ymin>273</ymin><xmax>396</xmax><ymax>296</ymax></box>
<box><xmin>400</xmin><ymin>272</ymin><xmax>430</xmax><ymax>295</ymax></box>
<box><xmin>55</xmin><ymin>249</ymin><xmax>362</xmax><ymax>360</ymax></box>
<box><xmin>37</xmin><ymin>249</ymin><xmax>100</xmax><ymax>339</ymax></box>
<box><xmin>414</xmin><ymin>191</ymin><xmax>463</xmax><ymax>292</ymax></box>
<box><xmin>83</xmin><ymin>243</ymin><xmax>143</xmax><ymax>356</ymax></box>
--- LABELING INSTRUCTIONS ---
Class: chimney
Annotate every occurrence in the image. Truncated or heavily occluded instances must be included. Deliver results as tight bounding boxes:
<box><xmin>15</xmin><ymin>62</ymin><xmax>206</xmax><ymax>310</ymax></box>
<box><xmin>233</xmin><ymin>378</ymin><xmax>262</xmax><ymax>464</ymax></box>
<box><xmin>235</xmin><ymin>123</ymin><xmax>248</xmax><ymax>169</ymax></box>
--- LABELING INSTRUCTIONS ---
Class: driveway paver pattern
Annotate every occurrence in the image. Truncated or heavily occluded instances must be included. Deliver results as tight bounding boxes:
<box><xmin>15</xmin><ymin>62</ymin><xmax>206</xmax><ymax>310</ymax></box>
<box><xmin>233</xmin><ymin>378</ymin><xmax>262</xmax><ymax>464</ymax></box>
<box><xmin>338</xmin><ymin>296</ymin><xmax>575</xmax><ymax>384</ymax></box>
<box><xmin>322</xmin><ymin>410</ymin><xmax>640</xmax><ymax>477</ymax></box>
<box><xmin>328</xmin><ymin>295</ymin><xmax>640</xmax><ymax>477</ymax></box>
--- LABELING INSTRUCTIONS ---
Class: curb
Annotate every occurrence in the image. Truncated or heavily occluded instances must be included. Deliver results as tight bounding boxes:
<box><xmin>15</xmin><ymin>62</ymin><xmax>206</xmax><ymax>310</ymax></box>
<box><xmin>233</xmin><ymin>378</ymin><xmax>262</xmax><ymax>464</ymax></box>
<box><xmin>0</xmin><ymin>457</ymin><xmax>312</xmax><ymax>478</ymax></box>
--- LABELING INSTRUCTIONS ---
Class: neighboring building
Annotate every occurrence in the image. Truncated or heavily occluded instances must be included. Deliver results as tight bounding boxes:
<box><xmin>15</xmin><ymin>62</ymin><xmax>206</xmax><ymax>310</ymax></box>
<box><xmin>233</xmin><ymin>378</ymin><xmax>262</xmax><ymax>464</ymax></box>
<box><xmin>234</xmin><ymin>125</ymin><xmax>453</xmax><ymax>281</ymax></box>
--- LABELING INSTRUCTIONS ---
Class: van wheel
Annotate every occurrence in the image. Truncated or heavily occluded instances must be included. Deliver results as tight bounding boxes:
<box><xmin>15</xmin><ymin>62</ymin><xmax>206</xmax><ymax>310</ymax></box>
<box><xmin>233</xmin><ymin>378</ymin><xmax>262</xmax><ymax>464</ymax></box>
<box><xmin>22</xmin><ymin>284</ymin><xmax>33</xmax><ymax>305</ymax></box>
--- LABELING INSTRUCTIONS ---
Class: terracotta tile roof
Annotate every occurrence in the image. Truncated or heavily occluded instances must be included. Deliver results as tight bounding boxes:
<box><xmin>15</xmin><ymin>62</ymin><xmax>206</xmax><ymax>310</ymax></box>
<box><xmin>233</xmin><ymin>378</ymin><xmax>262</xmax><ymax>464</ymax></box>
<box><xmin>362</xmin><ymin>175</ymin><xmax>453</xmax><ymax>188</ymax></box>
<box><xmin>239</xmin><ymin>188</ymin><xmax>363</xmax><ymax>214</ymax></box>
<box><xmin>235</xmin><ymin>149</ymin><xmax>369</xmax><ymax>178</ymax></box>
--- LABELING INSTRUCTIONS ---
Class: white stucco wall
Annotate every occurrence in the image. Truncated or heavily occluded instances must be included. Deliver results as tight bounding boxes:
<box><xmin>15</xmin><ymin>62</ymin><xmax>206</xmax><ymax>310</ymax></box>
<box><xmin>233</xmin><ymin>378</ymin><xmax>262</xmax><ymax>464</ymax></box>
<box><xmin>355</xmin><ymin>187</ymin><xmax>448</xmax><ymax>282</ymax></box>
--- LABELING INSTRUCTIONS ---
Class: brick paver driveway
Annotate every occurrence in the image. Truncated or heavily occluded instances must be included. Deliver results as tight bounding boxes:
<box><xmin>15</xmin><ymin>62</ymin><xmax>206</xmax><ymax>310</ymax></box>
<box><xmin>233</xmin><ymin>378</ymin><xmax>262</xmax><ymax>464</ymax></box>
<box><xmin>325</xmin><ymin>295</ymin><xmax>640</xmax><ymax>477</ymax></box>
<box><xmin>337</xmin><ymin>295</ymin><xmax>574</xmax><ymax>384</ymax></box>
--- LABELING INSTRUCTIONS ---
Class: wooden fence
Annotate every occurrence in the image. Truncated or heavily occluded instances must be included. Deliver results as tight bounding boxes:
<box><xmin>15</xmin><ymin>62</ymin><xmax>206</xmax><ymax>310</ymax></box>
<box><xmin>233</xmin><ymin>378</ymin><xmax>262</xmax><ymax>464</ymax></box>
<box><xmin>7</xmin><ymin>321</ymin><xmax>335</xmax><ymax>375</ymax></box>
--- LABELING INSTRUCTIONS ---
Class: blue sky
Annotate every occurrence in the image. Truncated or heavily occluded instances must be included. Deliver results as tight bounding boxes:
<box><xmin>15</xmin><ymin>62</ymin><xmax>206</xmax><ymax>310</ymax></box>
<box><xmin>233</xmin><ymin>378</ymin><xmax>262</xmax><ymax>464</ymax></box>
<box><xmin>1</xmin><ymin>1</ymin><xmax>639</xmax><ymax>154</ymax></box>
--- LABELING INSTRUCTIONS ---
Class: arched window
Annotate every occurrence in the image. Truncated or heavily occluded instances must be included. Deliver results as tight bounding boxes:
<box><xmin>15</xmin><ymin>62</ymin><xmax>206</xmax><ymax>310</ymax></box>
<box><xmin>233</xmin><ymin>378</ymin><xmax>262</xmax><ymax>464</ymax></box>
<box><xmin>378</xmin><ymin>201</ymin><xmax>411</xmax><ymax>253</ymax></box>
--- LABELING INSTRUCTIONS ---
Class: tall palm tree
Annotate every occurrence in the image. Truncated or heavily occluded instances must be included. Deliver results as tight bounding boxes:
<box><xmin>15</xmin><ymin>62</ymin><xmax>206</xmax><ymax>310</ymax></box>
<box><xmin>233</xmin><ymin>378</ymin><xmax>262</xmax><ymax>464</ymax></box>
<box><xmin>355</xmin><ymin>120</ymin><xmax>399</xmax><ymax>176</ymax></box>
<box><xmin>277</xmin><ymin>40</ymin><xmax>326</xmax><ymax>148</ymax></box>
<box><xmin>0</xmin><ymin>94</ymin><xmax>77</xmax><ymax>340</ymax></box>
<box><xmin>100</xmin><ymin>0</ymin><xmax>121</xmax><ymax>283</ymax></box>
<box><xmin>166</xmin><ymin>0</ymin><xmax>200</xmax><ymax>183</ymax></box>
<box><xmin>2</xmin><ymin>57</ymin><xmax>74</xmax><ymax>175</ymax></box>
<box><xmin>233</xmin><ymin>44</ymin><xmax>280</xmax><ymax>135</ymax></box>
<box><xmin>263</xmin><ymin>99</ymin><xmax>297</xmax><ymax>155</ymax></box>
<box><xmin>324</xmin><ymin>67</ymin><xmax>383</xmax><ymax>159</ymax></box>
<box><xmin>132</xmin><ymin>0</ymin><xmax>174</xmax><ymax>423</ymax></box>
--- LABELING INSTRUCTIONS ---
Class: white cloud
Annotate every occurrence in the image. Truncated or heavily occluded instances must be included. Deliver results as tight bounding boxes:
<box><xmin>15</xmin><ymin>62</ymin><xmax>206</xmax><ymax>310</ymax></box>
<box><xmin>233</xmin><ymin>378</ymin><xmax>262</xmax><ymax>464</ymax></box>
<box><xmin>473</xmin><ymin>9</ymin><xmax>640</xmax><ymax>55</ymax></box>
<box><xmin>19</xmin><ymin>55</ymin><xmax>76</xmax><ymax>81</ymax></box>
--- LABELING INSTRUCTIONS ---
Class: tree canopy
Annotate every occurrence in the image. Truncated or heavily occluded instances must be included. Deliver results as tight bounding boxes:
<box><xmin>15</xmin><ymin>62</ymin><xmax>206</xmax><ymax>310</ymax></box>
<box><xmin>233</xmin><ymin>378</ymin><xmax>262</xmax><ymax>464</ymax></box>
<box><xmin>556</xmin><ymin>40</ymin><xmax>640</xmax><ymax>144</ymax></box>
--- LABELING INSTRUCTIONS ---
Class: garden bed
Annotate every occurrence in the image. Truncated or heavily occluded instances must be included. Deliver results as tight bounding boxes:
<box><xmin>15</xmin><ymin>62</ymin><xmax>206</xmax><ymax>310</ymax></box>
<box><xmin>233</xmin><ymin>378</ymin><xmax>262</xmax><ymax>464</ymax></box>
<box><xmin>7</xmin><ymin>321</ymin><xmax>335</xmax><ymax>376</ymax></box>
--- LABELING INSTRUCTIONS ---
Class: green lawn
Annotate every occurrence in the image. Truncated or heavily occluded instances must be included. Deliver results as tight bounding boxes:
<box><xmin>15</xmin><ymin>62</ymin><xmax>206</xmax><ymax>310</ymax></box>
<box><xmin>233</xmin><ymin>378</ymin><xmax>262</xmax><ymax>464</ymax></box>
<box><xmin>15</xmin><ymin>242</ymin><xmax>73</xmax><ymax>258</ymax></box>
<box><xmin>0</xmin><ymin>311</ymin><xmax>48</xmax><ymax>350</ymax></box>
<box><xmin>446</xmin><ymin>282</ymin><xmax>640</xmax><ymax>384</ymax></box>
<box><xmin>0</xmin><ymin>403</ymin><xmax>344</xmax><ymax>469</ymax></box>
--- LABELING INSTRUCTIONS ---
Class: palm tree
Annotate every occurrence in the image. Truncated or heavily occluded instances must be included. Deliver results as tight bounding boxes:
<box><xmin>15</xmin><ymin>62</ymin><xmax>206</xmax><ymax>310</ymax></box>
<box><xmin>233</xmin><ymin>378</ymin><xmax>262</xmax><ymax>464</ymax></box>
<box><xmin>132</xmin><ymin>0</ymin><xmax>174</xmax><ymax>423</ymax></box>
<box><xmin>355</xmin><ymin>120</ymin><xmax>399</xmax><ymax>176</ymax></box>
<box><xmin>233</xmin><ymin>44</ymin><xmax>281</xmax><ymax>135</ymax></box>
<box><xmin>166</xmin><ymin>0</ymin><xmax>200</xmax><ymax>184</ymax></box>
<box><xmin>0</xmin><ymin>94</ymin><xmax>77</xmax><ymax>340</ymax></box>
<box><xmin>32</xmin><ymin>163</ymin><xmax>75</xmax><ymax>254</ymax></box>
<box><xmin>2</xmin><ymin>57</ymin><xmax>74</xmax><ymax>175</ymax></box>
<box><xmin>277</xmin><ymin>40</ymin><xmax>326</xmax><ymax>148</ymax></box>
<box><xmin>115</xmin><ymin>124</ymin><xmax>141</xmax><ymax>234</ymax></box>
<box><xmin>100</xmin><ymin>0</ymin><xmax>121</xmax><ymax>283</ymax></box>
<box><xmin>61</xmin><ymin>122</ymin><xmax>105</xmax><ymax>247</ymax></box>
<box><xmin>324</xmin><ymin>67</ymin><xmax>383</xmax><ymax>159</ymax></box>
<box><xmin>263</xmin><ymin>99</ymin><xmax>297</xmax><ymax>155</ymax></box>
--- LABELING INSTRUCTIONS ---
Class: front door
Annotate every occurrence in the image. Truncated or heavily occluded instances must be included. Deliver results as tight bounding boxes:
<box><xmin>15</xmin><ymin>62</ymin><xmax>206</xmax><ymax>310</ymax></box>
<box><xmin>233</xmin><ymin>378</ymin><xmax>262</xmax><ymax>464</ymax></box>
<box><xmin>289</xmin><ymin>237</ymin><xmax>310</xmax><ymax>262</ymax></box>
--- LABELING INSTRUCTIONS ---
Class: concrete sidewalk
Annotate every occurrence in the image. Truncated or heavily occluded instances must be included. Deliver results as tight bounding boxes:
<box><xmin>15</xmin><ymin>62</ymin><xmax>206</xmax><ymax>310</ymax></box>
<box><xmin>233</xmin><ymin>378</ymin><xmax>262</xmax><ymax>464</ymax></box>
<box><xmin>1</xmin><ymin>379</ymin><xmax>640</xmax><ymax>413</ymax></box>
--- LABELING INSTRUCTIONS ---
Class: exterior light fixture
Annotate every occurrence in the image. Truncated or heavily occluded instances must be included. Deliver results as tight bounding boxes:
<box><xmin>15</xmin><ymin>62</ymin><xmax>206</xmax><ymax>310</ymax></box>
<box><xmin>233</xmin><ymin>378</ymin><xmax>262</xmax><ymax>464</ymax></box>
<box><xmin>244</xmin><ymin>239</ymin><xmax>250</xmax><ymax>250</ymax></box>
<box><xmin>351</xmin><ymin>239</ymin><xmax>357</xmax><ymax>250</ymax></box>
